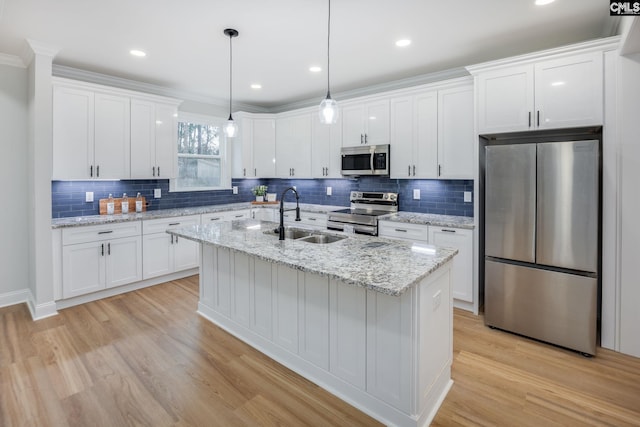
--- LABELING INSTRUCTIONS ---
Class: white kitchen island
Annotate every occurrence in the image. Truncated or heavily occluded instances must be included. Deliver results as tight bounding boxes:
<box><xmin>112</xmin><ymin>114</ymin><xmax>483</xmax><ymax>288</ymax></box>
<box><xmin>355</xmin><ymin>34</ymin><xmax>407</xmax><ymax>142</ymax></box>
<box><xmin>169</xmin><ymin>219</ymin><xmax>457</xmax><ymax>427</ymax></box>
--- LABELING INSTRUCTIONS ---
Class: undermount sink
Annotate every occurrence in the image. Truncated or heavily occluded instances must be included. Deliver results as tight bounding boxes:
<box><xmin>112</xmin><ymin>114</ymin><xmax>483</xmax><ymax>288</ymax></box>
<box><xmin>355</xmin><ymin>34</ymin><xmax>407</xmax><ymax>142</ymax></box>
<box><xmin>264</xmin><ymin>228</ymin><xmax>346</xmax><ymax>244</ymax></box>
<box><xmin>297</xmin><ymin>234</ymin><xmax>347</xmax><ymax>244</ymax></box>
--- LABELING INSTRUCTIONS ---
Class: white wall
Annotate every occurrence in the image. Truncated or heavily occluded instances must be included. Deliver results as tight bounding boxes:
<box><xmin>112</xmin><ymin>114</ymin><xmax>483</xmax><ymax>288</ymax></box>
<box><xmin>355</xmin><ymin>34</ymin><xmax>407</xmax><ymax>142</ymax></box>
<box><xmin>618</xmin><ymin>52</ymin><xmax>640</xmax><ymax>358</ymax></box>
<box><xmin>0</xmin><ymin>63</ymin><xmax>29</xmax><ymax>305</ymax></box>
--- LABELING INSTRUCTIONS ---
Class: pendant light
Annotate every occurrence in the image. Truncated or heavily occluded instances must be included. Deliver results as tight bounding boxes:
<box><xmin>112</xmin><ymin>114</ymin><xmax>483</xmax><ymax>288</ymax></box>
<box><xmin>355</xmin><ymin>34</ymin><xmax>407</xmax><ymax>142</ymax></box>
<box><xmin>319</xmin><ymin>0</ymin><xmax>338</xmax><ymax>124</ymax></box>
<box><xmin>224</xmin><ymin>28</ymin><xmax>239</xmax><ymax>138</ymax></box>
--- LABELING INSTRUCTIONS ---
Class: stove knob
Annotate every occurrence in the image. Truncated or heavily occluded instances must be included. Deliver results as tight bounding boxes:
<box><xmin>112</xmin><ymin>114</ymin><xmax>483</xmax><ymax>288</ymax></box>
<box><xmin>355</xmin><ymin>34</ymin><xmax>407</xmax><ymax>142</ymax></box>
<box><xmin>383</xmin><ymin>194</ymin><xmax>388</xmax><ymax>199</ymax></box>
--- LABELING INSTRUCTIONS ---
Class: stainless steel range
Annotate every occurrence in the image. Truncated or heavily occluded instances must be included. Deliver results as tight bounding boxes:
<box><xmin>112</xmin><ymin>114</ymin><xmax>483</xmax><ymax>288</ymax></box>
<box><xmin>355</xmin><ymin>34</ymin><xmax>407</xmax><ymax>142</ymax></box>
<box><xmin>327</xmin><ymin>191</ymin><xmax>398</xmax><ymax>235</ymax></box>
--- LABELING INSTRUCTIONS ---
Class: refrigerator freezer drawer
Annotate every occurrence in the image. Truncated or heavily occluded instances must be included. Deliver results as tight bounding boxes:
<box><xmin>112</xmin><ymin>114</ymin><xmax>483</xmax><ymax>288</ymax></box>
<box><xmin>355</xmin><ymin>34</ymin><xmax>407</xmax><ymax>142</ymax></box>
<box><xmin>485</xmin><ymin>260</ymin><xmax>597</xmax><ymax>354</ymax></box>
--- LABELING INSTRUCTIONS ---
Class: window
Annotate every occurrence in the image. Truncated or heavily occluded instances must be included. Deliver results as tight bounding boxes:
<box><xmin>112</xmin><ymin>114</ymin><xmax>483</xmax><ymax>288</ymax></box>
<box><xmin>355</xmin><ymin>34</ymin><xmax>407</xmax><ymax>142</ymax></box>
<box><xmin>171</xmin><ymin>113</ymin><xmax>230</xmax><ymax>191</ymax></box>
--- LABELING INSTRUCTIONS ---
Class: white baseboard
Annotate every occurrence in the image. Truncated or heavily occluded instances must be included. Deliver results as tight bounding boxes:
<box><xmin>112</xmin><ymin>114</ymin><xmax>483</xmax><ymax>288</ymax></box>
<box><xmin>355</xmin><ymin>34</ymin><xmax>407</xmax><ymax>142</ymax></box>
<box><xmin>0</xmin><ymin>289</ymin><xmax>30</xmax><ymax>309</ymax></box>
<box><xmin>26</xmin><ymin>292</ymin><xmax>59</xmax><ymax>321</ymax></box>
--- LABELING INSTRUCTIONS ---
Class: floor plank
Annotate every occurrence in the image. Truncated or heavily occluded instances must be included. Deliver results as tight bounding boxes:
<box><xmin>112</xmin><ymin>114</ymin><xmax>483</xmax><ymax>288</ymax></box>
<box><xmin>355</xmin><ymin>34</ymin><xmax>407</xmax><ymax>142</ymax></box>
<box><xmin>1</xmin><ymin>276</ymin><xmax>639</xmax><ymax>426</ymax></box>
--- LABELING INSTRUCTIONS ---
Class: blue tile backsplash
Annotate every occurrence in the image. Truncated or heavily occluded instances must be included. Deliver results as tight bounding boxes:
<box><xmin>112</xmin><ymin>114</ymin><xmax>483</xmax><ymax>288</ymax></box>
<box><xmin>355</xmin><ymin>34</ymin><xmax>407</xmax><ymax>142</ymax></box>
<box><xmin>51</xmin><ymin>177</ymin><xmax>474</xmax><ymax>218</ymax></box>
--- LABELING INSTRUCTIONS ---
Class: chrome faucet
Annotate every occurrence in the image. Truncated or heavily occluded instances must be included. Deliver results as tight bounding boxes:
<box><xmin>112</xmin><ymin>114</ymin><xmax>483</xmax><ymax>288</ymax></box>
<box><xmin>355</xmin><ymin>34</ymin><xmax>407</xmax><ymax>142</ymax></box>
<box><xmin>278</xmin><ymin>187</ymin><xmax>301</xmax><ymax>240</ymax></box>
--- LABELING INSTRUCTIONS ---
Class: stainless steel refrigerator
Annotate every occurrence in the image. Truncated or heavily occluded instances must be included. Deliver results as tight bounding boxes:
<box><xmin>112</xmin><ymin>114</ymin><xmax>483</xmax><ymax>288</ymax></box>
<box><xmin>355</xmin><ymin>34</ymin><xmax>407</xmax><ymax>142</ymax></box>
<box><xmin>484</xmin><ymin>139</ymin><xmax>599</xmax><ymax>355</ymax></box>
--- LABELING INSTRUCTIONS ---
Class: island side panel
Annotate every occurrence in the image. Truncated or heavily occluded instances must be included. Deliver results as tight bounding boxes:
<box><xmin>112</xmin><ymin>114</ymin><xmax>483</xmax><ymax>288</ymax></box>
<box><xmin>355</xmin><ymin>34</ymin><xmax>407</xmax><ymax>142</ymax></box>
<box><xmin>299</xmin><ymin>272</ymin><xmax>330</xmax><ymax>370</ymax></box>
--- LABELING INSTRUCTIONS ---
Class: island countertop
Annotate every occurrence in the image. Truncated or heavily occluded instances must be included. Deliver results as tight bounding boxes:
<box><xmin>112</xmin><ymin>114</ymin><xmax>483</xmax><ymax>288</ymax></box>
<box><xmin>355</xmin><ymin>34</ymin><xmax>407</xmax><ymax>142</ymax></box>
<box><xmin>168</xmin><ymin>219</ymin><xmax>457</xmax><ymax>297</ymax></box>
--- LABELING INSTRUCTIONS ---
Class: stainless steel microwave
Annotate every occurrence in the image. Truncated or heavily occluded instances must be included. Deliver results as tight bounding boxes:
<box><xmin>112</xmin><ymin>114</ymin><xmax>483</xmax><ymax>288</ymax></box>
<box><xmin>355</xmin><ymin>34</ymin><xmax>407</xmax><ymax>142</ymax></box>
<box><xmin>340</xmin><ymin>144</ymin><xmax>390</xmax><ymax>176</ymax></box>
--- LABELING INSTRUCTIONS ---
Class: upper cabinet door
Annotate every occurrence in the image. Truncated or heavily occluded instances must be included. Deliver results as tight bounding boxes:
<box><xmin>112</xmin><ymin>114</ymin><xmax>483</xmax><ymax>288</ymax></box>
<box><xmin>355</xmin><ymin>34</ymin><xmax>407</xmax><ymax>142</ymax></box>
<box><xmin>252</xmin><ymin>118</ymin><xmax>276</xmax><ymax>178</ymax></box>
<box><xmin>341</xmin><ymin>103</ymin><xmax>366</xmax><ymax>147</ymax></box>
<box><xmin>414</xmin><ymin>91</ymin><xmax>438</xmax><ymax>179</ymax></box>
<box><xmin>154</xmin><ymin>103</ymin><xmax>178</xmax><ymax>179</ymax></box>
<box><xmin>94</xmin><ymin>93</ymin><xmax>131</xmax><ymax>179</ymax></box>
<box><xmin>311</xmin><ymin>113</ymin><xmax>341</xmax><ymax>178</ymax></box>
<box><xmin>389</xmin><ymin>96</ymin><xmax>414</xmax><ymax>178</ymax></box>
<box><xmin>276</xmin><ymin>114</ymin><xmax>312</xmax><ymax>178</ymax></box>
<box><xmin>535</xmin><ymin>52</ymin><xmax>603</xmax><ymax>129</ymax></box>
<box><xmin>130</xmin><ymin>99</ymin><xmax>156</xmax><ymax>179</ymax></box>
<box><xmin>477</xmin><ymin>65</ymin><xmax>534</xmax><ymax>134</ymax></box>
<box><xmin>52</xmin><ymin>86</ymin><xmax>94</xmax><ymax>180</ymax></box>
<box><xmin>363</xmin><ymin>100</ymin><xmax>390</xmax><ymax>146</ymax></box>
<box><xmin>438</xmin><ymin>85</ymin><xmax>474</xmax><ymax>179</ymax></box>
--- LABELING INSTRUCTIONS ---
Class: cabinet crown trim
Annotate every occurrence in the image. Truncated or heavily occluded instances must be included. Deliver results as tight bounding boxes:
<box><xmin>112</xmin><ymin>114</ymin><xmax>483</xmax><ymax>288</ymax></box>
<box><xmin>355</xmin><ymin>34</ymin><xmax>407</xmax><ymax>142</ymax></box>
<box><xmin>466</xmin><ymin>36</ymin><xmax>620</xmax><ymax>75</ymax></box>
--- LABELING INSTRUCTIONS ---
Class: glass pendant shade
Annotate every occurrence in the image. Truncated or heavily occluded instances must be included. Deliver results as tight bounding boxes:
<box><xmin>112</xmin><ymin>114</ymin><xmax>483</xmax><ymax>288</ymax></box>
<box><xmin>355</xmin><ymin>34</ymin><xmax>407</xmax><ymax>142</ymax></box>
<box><xmin>319</xmin><ymin>94</ymin><xmax>338</xmax><ymax>124</ymax></box>
<box><xmin>224</xmin><ymin>115</ymin><xmax>238</xmax><ymax>138</ymax></box>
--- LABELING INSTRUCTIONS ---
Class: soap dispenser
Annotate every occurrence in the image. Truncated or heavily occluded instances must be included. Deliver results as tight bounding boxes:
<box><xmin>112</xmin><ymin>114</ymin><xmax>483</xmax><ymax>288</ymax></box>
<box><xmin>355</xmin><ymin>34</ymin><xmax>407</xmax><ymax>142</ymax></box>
<box><xmin>121</xmin><ymin>193</ymin><xmax>129</xmax><ymax>214</ymax></box>
<box><xmin>107</xmin><ymin>194</ymin><xmax>115</xmax><ymax>215</ymax></box>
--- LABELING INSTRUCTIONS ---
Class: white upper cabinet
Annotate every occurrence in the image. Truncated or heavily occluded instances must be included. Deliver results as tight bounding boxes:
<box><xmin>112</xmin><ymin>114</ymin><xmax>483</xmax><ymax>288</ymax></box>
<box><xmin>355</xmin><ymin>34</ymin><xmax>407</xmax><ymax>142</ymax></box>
<box><xmin>341</xmin><ymin>99</ymin><xmax>390</xmax><ymax>147</ymax></box>
<box><xmin>232</xmin><ymin>114</ymin><xmax>276</xmax><ymax>178</ymax></box>
<box><xmin>437</xmin><ymin>85</ymin><xmax>474</xmax><ymax>179</ymax></box>
<box><xmin>390</xmin><ymin>91</ymin><xmax>438</xmax><ymax>179</ymax></box>
<box><xmin>476</xmin><ymin>51</ymin><xmax>603</xmax><ymax>134</ymax></box>
<box><xmin>390</xmin><ymin>81</ymin><xmax>473</xmax><ymax>180</ymax></box>
<box><xmin>93</xmin><ymin>92</ymin><xmax>130</xmax><ymax>179</ymax></box>
<box><xmin>311</xmin><ymin>112</ymin><xmax>342</xmax><ymax>178</ymax></box>
<box><xmin>276</xmin><ymin>114</ymin><xmax>312</xmax><ymax>178</ymax></box>
<box><xmin>130</xmin><ymin>99</ymin><xmax>179</xmax><ymax>179</ymax></box>
<box><xmin>52</xmin><ymin>85</ymin><xmax>94</xmax><ymax>179</ymax></box>
<box><xmin>52</xmin><ymin>78</ymin><xmax>181</xmax><ymax>180</ymax></box>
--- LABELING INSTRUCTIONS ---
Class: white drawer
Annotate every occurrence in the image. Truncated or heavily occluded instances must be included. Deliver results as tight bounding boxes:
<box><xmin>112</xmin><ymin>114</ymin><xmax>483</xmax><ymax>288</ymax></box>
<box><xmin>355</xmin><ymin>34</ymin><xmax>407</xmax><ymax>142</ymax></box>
<box><xmin>378</xmin><ymin>220</ymin><xmax>429</xmax><ymax>243</ymax></box>
<box><xmin>62</xmin><ymin>221</ymin><xmax>142</xmax><ymax>245</ymax></box>
<box><xmin>202</xmin><ymin>209</ymin><xmax>250</xmax><ymax>223</ymax></box>
<box><xmin>143</xmin><ymin>214</ymin><xmax>200</xmax><ymax>235</ymax></box>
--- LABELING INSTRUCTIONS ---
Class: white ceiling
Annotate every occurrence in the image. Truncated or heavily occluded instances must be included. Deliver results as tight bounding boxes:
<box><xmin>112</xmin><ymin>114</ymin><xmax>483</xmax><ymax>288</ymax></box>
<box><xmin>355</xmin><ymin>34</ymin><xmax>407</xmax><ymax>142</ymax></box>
<box><xmin>0</xmin><ymin>0</ymin><xmax>619</xmax><ymax>110</ymax></box>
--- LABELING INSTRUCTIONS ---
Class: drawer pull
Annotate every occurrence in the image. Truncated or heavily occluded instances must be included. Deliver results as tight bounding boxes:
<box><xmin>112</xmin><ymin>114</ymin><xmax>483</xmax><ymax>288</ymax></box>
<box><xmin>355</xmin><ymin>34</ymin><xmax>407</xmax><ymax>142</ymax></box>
<box><xmin>210</xmin><ymin>217</ymin><xmax>221</xmax><ymax>221</ymax></box>
<box><xmin>101</xmin><ymin>243</ymin><xmax>104</xmax><ymax>256</ymax></box>
<box><xmin>169</xmin><ymin>223</ymin><xmax>180</xmax><ymax>226</ymax></box>
<box><xmin>234</xmin><ymin>214</ymin><xmax>244</xmax><ymax>218</ymax></box>
<box><xmin>442</xmin><ymin>229</ymin><xmax>456</xmax><ymax>233</ymax></box>
<box><xmin>395</xmin><ymin>228</ymin><xmax>408</xmax><ymax>233</ymax></box>
<box><xmin>308</xmin><ymin>218</ymin><xmax>317</xmax><ymax>221</ymax></box>
<box><xmin>98</xmin><ymin>231</ymin><xmax>113</xmax><ymax>234</ymax></box>
<box><xmin>107</xmin><ymin>243</ymin><xmax>111</xmax><ymax>255</ymax></box>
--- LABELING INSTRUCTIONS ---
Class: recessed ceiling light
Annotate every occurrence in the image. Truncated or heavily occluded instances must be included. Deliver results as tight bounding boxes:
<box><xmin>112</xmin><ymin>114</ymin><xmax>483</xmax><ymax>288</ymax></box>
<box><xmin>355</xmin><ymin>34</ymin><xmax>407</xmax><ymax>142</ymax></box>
<box><xmin>130</xmin><ymin>49</ymin><xmax>146</xmax><ymax>57</ymax></box>
<box><xmin>251</xmin><ymin>83</ymin><xmax>262</xmax><ymax>89</ymax></box>
<box><xmin>309</xmin><ymin>66</ymin><xmax>322</xmax><ymax>73</ymax></box>
<box><xmin>395</xmin><ymin>39</ymin><xmax>412</xmax><ymax>47</ymax></box>
<box><xmin>535</xmin><ymin>0</ymin><xmax>555</xmax><ymax>5</ymax></box>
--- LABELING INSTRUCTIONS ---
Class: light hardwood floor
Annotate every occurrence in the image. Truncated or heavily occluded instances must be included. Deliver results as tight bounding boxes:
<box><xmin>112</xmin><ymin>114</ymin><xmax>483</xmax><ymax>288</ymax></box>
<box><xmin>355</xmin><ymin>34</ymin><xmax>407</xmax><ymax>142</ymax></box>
<box><xmin>1</xmin><ymin>276</ymin><xmax>639</xmax><ymax>426</ymax></box>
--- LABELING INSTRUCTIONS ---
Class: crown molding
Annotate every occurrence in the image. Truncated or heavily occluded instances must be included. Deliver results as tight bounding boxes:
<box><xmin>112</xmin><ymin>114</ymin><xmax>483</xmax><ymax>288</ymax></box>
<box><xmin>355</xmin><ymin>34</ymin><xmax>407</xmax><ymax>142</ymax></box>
<box><xmin>0</xmin><ymin>52</ymin><xmax>25</xmax><ymax>68</ymax></box>
<box><xmin>20</xmin><ymin>39</ymin><xmax>59</xmax><ymax>66</ymax></box>
<box><xmin>466</xmin><ymin>36</ymin><xmax>621</xmax><ymax>75</ymax></box>
<box><xmin>52</xmin><ymin>64</ymin><xmax>268</xmax><ymax>113</ymax></box>
<box><xmin>268</xmin><ymin>67</ymin><xmax>470</xmax><ymax>113</ymax></box>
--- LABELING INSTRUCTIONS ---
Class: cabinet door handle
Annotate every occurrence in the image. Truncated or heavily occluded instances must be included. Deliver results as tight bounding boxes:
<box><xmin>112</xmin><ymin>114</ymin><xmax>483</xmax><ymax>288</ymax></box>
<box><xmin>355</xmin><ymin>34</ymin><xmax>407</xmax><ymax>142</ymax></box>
<box><xmin>98</xmin><ymin>230</ymin><xmax>113</xmax><ymax>235</ymax></box>
<box><xmin>360</xmin><ymin>134</ymin><xmax>364</xmax><ymax>144</ymax></box>
<box><xmin>413</xmin><ymin>165</ymin><xmax>416</xmax><ymax>176</ymax></box>
<box><xmin>107</xmin><ymin>243</ymin><xmax>111</xmax><ymax>255</ymax></box>
<box><xmin>395</xmin><ymin>228</ymin><xmax>408</xmax><ymax>233</ymax></box>
<box><xmin>292</xmin><ymin>168</ymin><xmax>294</xmax><ymax>176</ymax></box>
<box><xmin>408</xmin><ymin>165</ymin><xmax>411</xmax><ymax>177</ymax></box>
<box><xmin>90</xmin><ymin>165</ymin><xmax>93</xmax><ymax>177</ymax></box>
<box><xmin>96</xmin><ymin>165</ymin><xmax>100</xmax><ymax>177</ymax></box>
<box><xmin>528</xmin><ymin>111</ymin><xmax>532</xmax><ymax>128</ymax></box>
<box><xmin>169</xmin><ymin>222</ymin><xmax>180</xmax><ymax>226</ymax></box>
<box><xmin>254</xmin><ymin>168</ymin><xmax>257</xmax><ymax>176</ymax></box>
<box><xmin>442</xmin><ymin>229</ymin><xmax>456</xmax><ymax>233</ymax></box>
<box><xmin>438</xmin><ymin>165</ymin><xmax>442</xmax><ymax>177</ymax></box>
<box><xmin>537</xmin><ymin>110</ymin><xmax>540</xmax><ymax>127</ymax></box>
<box><xmin>365</xmin><ymin>134</ymin><xmax>368</xmax><ymax>144</ymax></box>
<box><xmin>171</xmin><ymin>235</ymin><xmax>174</xmax><ymax>244</ymax></box>
<box><xmin>176</xmin><ymin>235</ymin><xmax>179</xmax><ymax>243</ymax></box>
<box><xmin>243</xmin><ymin>168</ymin><xmax>246</xmax><ymax>177</ymax></box>
<box><xmin>101</xmin><ymin>243</ymin><xmax>104</xmax><ymax>256</ymax></box>
<box><xmin>153</xmin><ymin>166</ymin><xmax>156</xmax><ymax>177</ymax></box>
<box><xmin>157</xmin><ymin>166</ymin><xmax>160</xmax><ymax>176</ymax></box>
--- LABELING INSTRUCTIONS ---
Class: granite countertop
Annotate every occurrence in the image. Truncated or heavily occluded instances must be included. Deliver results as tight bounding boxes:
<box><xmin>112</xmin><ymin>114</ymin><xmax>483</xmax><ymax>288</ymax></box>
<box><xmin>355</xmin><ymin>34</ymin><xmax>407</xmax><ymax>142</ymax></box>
<box><xmin>379</xmin><ymin>212</ymin><xmax>475</xmax><ymax>229</ymax></box>
<box><xmin>51</xmin><ymin>202</ymin><xmax>348</xmax><ymax>229</ymax></box>
<box><xmin>168</xmin><ymin>219</ymin><xmax>457</xmax><ymax>297</ymax></box>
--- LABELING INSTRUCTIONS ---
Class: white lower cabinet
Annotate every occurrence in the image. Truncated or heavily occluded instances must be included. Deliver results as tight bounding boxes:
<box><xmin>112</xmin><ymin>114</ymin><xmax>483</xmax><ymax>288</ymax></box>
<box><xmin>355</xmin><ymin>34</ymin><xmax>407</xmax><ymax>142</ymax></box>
<box><xmin>379</xmin><ymin>220</ymin><xmax>474</xmax><ymax>310</ymax></box>
<box><xmin>273</xmin><ymin>265</ymin><xmax>299</xmax><ymax>353</ymax></box>
<box><xmin>283</xmin><ymin>211</ymin><xmax>327</xmax><ymax>228</ymax></box>
<box><xmin>428</xmin><ymin>226</ymin><xmax>474</xmax><ymax>303</ymax></box>
<box><xmin>61</xmin><ymin>222</ymin><xmax>142</xmax><ymax>299</ymax></box>
<box><xmin>298</xmin><ymin>273</ymin><xmax>330</xmax><ymax>370</ymax></box>
<box><xmin>142</xmin><ymin>215</ymin><xmax>200</xmax><ymax>279</ymax></box>
<box><xmin>330</xmin><ymin>279</ymin><xmax>367</xmax><ymax>389</ymax></box>
<box><xmin>251</xmin><ymin>207</ymin><xmax>276</xmax><ymax>221</ymax></box>
<box><xmin>201</xmin><ymin>209</ymin><xmax>250</xmax><ymax>223</ymax></box>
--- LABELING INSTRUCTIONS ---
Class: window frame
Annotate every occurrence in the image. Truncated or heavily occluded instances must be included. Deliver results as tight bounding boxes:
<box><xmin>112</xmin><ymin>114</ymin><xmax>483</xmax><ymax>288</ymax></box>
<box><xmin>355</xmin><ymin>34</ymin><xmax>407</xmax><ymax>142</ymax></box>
<box><xmin>170</xmin><ymin>112</ymin><xmax>231</xmax><ymax>192</ymax></box>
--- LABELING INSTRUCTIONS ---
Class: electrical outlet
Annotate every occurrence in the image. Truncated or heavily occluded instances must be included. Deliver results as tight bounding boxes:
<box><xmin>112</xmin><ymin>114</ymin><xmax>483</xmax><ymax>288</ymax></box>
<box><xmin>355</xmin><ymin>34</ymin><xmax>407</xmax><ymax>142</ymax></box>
<box><xmin>413</xmin><ymin>189</ymin><xmax>420</xmax><ymax>200</ymax></box>
<box><xmin>232</xmin><ymin>186</ymin><xmax>238</xmax><ymax>195</ymax></box>
<box><xmin>85</xmin><ymin>191</ymin><xmax>94</xmax><ymax>202</ymax></box>
<box><xmin>154</xmin><ymin>188</ymin><xmax>161</xmax><ymax>198</ymax></box>
<box><xmin>464</xmin><ymin>191</ymin><xmax>472</xmax><ymax>203</ymax></box>
<box><xmin>326</xmin><ymin>186</ymin><xmax>332</xmax><ymax>196</ymax></box>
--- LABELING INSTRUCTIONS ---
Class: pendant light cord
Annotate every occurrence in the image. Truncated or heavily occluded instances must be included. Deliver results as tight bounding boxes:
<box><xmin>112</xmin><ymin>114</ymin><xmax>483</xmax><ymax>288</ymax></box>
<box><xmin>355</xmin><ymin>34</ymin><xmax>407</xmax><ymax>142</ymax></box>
<box><xmin>229</xmin><ymin>33</ymin><xmax>233</xmax><ymax>118</ymax></box>
<box><xmin>326</xmin><ymin>0</ymin><xmax>331</xmax><ymax>98</ymax></box>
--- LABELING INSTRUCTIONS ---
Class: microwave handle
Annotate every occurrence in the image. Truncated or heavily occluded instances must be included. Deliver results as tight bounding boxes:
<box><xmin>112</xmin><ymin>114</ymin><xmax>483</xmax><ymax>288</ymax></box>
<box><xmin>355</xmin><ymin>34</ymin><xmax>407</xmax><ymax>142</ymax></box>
<box><xmin>370</xmin><ymin>151</ymin><xmax>374</xmax><ymax>172</ymax></box>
